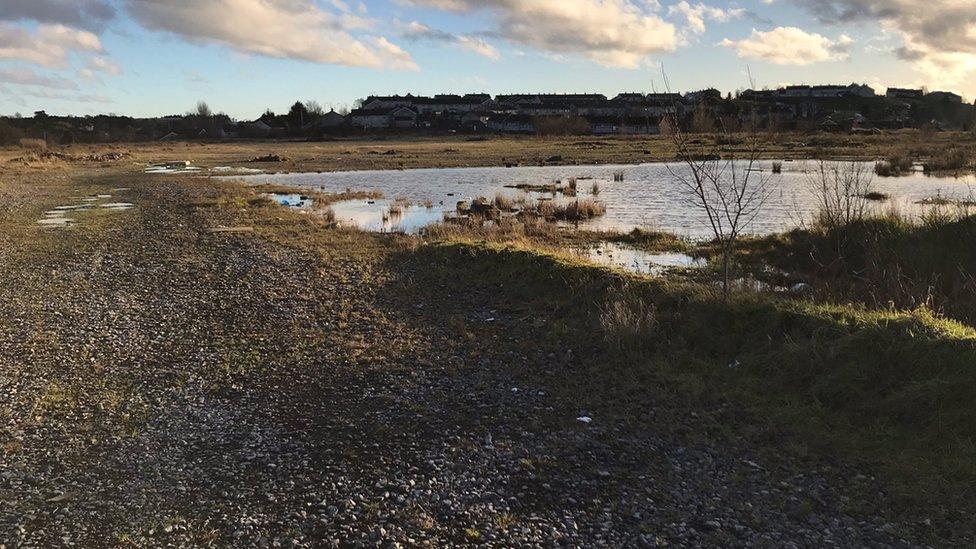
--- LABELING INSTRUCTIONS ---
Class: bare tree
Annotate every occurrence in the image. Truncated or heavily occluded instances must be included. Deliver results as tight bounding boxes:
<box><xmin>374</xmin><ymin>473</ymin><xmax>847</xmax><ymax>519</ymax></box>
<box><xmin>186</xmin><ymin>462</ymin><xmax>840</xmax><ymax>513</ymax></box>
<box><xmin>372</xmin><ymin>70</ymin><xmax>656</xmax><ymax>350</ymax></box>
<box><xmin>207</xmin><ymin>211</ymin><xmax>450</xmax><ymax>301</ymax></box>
<box><xmin>666</xmin><ymin>116</ymin><xmax>774</xmax><ymax>297</ymax></box>
<box><xmin>304</xmin><ymin>100</ymin><xmax>324</xmax><ymax>116</ymax></box>
<box><xmin>807</xmin><ymin>160</ymin><xmax>874</xmax><ymax>230</ymax></box>
<box><xmin>195</xmin><ymin>101</ymin><xmax>212</xmax><ymax>118</ymax></box>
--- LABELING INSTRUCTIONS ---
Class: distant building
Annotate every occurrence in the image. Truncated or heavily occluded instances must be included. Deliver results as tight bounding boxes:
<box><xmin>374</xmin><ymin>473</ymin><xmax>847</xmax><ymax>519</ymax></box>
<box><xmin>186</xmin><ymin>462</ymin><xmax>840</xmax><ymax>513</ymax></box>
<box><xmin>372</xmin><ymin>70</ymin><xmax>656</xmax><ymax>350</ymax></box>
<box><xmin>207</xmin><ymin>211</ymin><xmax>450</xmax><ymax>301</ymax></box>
<box><xmin>487</xmin><ymin>113</ymin><xmax>535</xmax><ymax>133</ymax></box>
<box><xmin>886</xmin><ymin>88</ymin><xmax>924</xmax><ymax>99</ymax></box>
<box><xmin>771</xmin><ymin>84</ymin><xmax>875</xmax><ymax>99</ymax></box>
<box><xmin>349</xmin><ymin>108</ymin><xmax>386</xmax><ymax>129</ymax></box>
<box><xmin>926</xmin><ymin>91</ymin><xmax>963</xmax><ymax>103</ymax></box>
<box><xmin>684</xmin><ymin>88</ymin><xmax>722</xmax><ymax>104</ymax></box>
<box><xmin>322</xmin><ymin>109</ymin><xmax>346</xmax><ymax>127</ymax></box>
<box><xmin>612</xmin><ymin>93</ymin><xmax>646</xmax><ymax>103</ymax></box>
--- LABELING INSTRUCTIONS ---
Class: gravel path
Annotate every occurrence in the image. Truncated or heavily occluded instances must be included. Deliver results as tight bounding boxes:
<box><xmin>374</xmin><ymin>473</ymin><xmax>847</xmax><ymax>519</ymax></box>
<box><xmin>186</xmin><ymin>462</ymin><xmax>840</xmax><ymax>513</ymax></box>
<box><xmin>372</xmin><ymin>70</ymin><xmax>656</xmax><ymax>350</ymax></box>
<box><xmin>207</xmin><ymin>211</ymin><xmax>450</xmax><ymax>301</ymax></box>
<box><xmin>0</xmin><ymin>174</ymin><xmax>947</xmax><ymax>547</ymax></box>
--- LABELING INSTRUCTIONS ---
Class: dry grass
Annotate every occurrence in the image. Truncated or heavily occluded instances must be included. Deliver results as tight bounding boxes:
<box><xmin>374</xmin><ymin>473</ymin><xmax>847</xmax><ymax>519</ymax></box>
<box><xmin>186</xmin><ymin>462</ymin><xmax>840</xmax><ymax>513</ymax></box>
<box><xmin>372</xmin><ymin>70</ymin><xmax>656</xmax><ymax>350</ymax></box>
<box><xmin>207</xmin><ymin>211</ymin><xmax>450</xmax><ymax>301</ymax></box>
<box><xmin>18</xmin><ymin>138</ymin><xmax>47</xmax><ymax>153</ymax></box>
<box><xmin>874</xmin><ymin>153</ymin><xmax>913</xmax><ymax>177</ymax></box>
<box><xmin>493</xmin><ymin>193</ymin><xmax>515</xmax><ymax>211</ymax></box>
<box><xmin>924</xmin><ymin>147</ymin><xmax>971</xmax><ymax>173</ymax></box>
<box><xmin>553</xmin><ymin>199</ymin><xmax>607</xmax><ymax>221</ymax></box>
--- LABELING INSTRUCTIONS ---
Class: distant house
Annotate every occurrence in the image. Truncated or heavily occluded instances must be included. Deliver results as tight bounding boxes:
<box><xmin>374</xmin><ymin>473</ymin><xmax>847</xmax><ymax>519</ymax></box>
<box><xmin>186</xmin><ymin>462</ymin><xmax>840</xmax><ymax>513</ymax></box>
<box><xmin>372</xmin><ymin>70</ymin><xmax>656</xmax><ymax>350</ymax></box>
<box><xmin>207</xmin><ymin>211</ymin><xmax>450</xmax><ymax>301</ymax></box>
<box><xmin>349</xmin><ymin>106</ymin><xmax>417</xmax><ymax>129</ymax></box>
<box><xmin>684</xmin><ymin>88</ymin><xmax>722</xmax><ymax>104</ymax></box>
<box><xmin>487</xmin><ymin>114</ymin><xmax>535</xmax><ymax>133</ymax></box>
<box><xmin>773</xmin><ymin>84</ymin><xmax>875</xmax><ymax>99</ymax></box>
<box><xmin>886</xmin><ymin>88</ymin><xmax>924</xmax><ymax>99</ymax></box>
<box><xmin>361</xmin><ymin>94</ymin><xmax>418</xmax><ymax>110</ymax></box>
<box><xmin>244</xmin><ymin>120</ymin><xmax>272</xmax><ymax>136</ymax></box>
<box><xmin>312</xmin><ymin>109</ymin><xmax>346</xmax><ymax>129</ymax></box>
<box><xmin>425</xmin><ymin>94</ymin><xmax>492</xmax><ymax>114</ymax></box>
<box><xmin>391</xmin><ymin>106</ymin><xmax>418</xmax><ymax>128</ymax></box>
<box><xmin>926</xmin><ymin>91</ymin><xmax>963</xmax><ymax>103</ymax></box>
<box><xmin>612</xmin><ymin>93</ymin><xmax>646</xmax><ymax>103</ymax></box>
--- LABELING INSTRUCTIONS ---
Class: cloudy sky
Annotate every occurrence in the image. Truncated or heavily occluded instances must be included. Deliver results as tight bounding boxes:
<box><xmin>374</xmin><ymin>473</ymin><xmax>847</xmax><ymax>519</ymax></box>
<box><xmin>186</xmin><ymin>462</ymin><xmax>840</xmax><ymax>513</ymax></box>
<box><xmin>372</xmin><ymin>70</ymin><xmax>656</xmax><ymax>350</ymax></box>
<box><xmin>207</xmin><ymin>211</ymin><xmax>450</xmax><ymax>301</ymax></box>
<box><xmin>1</xmin><ymin>0</ymin><xmax>974</xmax><ymax>118</ymax></box>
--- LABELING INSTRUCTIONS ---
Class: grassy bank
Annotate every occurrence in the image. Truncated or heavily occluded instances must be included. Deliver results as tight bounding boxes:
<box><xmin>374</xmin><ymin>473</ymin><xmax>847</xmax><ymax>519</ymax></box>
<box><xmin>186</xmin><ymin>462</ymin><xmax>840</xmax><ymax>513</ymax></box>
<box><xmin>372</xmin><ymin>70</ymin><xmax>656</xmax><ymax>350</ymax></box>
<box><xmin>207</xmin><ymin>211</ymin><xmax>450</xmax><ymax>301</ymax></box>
<box><xmin>737</xmin><ymin>212</ymin><xmax>976</xmax><ymax>325</ymax></box>
<box><xmin>395</xmin><ymin>239</ymin><xmax>976</xmax><ymax>526</ymax></box>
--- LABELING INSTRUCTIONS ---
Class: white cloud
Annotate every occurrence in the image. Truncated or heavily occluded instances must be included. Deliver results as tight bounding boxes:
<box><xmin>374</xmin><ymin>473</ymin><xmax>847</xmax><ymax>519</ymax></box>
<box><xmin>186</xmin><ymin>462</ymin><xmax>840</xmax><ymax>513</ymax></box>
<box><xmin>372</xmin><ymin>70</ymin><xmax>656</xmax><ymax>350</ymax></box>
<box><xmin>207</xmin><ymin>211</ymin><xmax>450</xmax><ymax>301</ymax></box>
<box><xmin>87</xmin><ymin>56</ymin><xmax>122</xmax><ymax>75</ymax></box>
<box><xmin>0</xmin><ymin>67</ymin><xmax>78</xmax><ymax>89</ymax></box>
<box><xmin>798</xmin><ymin>0</ymin><xmax>976</xmax><ymax>94</ymax></box>
<box><xmin>456</xmin><ymin>36</ymin><xmax>501</xmax><ymax>60</ymax></box>
<box><xmin>399</xmin><ymin>0</ymin><xmax>677</xmax><ymax>68</ymax></box>
<box><xmin>401</xmin><ymin>21</ymin><xmax>500</xmax><ymax>59</ymax></box>
<box><xmin>0</xmin><ymin>23</ymin><xmax>102</xmax><ymax>68</ymax></box>
<box><xmin>668</xmin><ymin>1</ymin><xmax>744</xmax><ymax>35</ymax></box>
<box><xmin>127</xmin><ymin>0</ymin><xmax>417</xmax><ymax>70</ymax></box>
<box><xmin>721</xmin><ymin>27</ymin><xmax>853</xmax><ymax>65</ymax></box>
<box><xmin>0</xmin><ymin>0</ymin><xmax>116</xmax><ymax>31</ymax></box>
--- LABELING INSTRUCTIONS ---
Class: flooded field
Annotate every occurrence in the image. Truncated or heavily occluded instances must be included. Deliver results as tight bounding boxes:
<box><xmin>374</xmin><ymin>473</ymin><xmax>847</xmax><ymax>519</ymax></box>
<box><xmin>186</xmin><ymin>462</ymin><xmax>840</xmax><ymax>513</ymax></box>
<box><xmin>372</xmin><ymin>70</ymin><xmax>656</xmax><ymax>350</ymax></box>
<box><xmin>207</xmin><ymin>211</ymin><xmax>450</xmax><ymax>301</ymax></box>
<box><xmin>239</xmin><ymin>160</ymin><xmax>976</xmax><ymax>238</ymax></box>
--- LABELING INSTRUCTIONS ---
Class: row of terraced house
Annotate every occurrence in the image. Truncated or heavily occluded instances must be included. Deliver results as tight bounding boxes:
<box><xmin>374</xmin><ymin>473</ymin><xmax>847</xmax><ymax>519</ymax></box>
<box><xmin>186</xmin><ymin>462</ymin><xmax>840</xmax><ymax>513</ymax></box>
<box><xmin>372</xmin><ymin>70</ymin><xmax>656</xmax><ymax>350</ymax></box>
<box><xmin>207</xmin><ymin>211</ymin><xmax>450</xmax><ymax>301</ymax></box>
<box><xmin>346</xmin><ymin>92</ymin><xmax>688</xmax><ymax>134</ymax></box>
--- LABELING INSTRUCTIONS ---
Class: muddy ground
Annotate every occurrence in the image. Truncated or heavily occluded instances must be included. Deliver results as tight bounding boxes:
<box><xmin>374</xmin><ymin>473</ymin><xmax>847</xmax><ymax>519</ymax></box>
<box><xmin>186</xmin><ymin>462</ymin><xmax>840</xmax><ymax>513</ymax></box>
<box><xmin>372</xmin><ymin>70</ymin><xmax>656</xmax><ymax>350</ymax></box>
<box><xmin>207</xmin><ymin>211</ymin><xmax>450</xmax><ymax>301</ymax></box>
<box><xmin>0</xmin><ymin>156</ymin><xmax>966</xmax><ymax>547</ymax></box>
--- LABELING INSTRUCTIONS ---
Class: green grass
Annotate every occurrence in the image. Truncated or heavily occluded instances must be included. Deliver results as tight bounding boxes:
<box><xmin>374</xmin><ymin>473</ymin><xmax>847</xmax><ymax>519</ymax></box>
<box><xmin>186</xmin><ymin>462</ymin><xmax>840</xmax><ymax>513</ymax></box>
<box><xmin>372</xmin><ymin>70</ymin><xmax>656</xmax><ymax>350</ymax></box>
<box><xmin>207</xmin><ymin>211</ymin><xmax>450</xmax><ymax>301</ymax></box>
<box><xmin>398</xmin><ymin>240</ymin><xmax>976</xmax><ymax>522</ymax></box>
<box><xmin>606</xmin><ymin>227</ymin><xmax>691</xmax><ymax>252</ymax></box>
<box><xmin>739</xmin><ymin>213</ymin><xmax>976</xmax><ymax>325</ymax></box>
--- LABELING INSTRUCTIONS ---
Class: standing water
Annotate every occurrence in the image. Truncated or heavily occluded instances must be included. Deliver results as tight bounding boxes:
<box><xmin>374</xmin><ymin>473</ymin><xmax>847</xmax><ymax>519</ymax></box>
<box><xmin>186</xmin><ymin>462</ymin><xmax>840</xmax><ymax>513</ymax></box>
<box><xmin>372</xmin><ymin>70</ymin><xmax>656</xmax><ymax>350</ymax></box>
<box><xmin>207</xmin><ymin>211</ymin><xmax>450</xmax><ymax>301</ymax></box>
<box><xmin>236</xmin><ymin>160</ymin><xmax>976</xmax><ymax>238</ymax></box>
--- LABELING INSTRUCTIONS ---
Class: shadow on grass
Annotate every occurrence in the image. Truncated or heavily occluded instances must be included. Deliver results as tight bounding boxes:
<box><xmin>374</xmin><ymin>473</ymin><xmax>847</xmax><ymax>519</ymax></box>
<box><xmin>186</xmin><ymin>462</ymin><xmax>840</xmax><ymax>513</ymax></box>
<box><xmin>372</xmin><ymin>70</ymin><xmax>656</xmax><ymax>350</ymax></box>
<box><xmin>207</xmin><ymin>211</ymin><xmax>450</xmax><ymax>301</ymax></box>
<box><xmin>385</xmin><ymin>239</ymin><xmax>976</xmax><ymax>526</ymax></box>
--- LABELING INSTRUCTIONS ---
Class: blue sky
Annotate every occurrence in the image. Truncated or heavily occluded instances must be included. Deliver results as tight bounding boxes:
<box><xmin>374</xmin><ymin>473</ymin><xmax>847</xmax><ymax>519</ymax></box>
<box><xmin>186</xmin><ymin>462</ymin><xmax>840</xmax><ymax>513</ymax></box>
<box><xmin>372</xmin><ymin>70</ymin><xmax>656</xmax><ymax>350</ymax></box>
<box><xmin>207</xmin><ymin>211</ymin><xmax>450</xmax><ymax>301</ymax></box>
<box><xmin>0</xmin><ymin>0</ymin><xmax>972</xmax><ymax>119</ymax></box>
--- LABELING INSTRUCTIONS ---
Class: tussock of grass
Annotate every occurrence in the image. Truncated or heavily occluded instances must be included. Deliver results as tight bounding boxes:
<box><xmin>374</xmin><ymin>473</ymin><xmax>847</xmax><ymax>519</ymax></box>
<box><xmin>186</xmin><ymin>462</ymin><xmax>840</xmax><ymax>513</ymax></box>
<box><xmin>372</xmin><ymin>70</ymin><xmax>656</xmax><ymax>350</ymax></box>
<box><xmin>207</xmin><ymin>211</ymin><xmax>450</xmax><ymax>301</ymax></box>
<box><xmin>553</xmin><ymin>199</ymin><xmax>606</xmax><ymax>221</ymax></box>
<box><xmin>606</xmin><ymin>227</ymin><xmax>691</xmax><ymax>252</ymax></box>
<box><xmin>874</xmin><ymin>154</ymin><xmax>913</xmax><ymax>177</ymax></box>
<box><xmin>742</xmin><ymin>212</ymin><xmax>976</xmax><ymax>326</ymax></box>
<box><xmin>401</xmin><ymin>240</ymin><xmax>976</xmax><ymax>516</ymax></box>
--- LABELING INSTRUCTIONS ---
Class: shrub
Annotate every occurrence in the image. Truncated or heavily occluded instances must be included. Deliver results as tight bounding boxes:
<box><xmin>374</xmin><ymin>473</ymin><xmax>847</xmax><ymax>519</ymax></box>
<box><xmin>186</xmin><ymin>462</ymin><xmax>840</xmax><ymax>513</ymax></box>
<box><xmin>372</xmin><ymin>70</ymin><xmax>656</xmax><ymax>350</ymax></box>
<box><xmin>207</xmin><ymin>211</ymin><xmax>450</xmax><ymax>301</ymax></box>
<box><xmin>0</xmin><ymin>119</ymin><xmax>24</xmax><ymax>146</ymax></box>
<box><xmin>924</xmin><ymin>148</ymin><xmax>970</xmax><ymax>173</ymax></box>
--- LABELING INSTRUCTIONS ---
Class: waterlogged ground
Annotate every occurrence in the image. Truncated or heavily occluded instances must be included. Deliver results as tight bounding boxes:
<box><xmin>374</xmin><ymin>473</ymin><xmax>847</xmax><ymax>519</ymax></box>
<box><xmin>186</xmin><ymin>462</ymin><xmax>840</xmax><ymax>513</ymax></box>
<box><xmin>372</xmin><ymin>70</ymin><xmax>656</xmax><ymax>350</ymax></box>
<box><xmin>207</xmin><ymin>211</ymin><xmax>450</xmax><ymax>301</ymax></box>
<box><xmin>240</xmin><ymin>160</ymin><xmax>976</xmax><ymax>238</ymax></box>
<box><xmin>0</xmin><ymin>163</ymin><xmax>967</xmax><ymax>546</ymax></box>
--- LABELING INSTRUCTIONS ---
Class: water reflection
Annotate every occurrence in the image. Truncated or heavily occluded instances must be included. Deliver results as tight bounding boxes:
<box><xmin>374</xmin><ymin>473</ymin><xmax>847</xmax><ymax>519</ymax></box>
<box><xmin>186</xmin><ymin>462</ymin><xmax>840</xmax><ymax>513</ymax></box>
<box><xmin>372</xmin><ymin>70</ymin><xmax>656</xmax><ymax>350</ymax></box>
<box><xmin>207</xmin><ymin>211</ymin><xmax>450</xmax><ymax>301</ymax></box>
<box><xmin>239</xmin><ymin>160</ymin><xmax>976</xmax><ymax>237</ymax></box>
<box><xmin>576</xmin><ymin>242</ymin><xmax>706</xmax><ymax>275</ymax></box>
<box><xmin>329</xmin><ymin>199</ymin><xmax>446</xmax><ymax>233</ymax></box>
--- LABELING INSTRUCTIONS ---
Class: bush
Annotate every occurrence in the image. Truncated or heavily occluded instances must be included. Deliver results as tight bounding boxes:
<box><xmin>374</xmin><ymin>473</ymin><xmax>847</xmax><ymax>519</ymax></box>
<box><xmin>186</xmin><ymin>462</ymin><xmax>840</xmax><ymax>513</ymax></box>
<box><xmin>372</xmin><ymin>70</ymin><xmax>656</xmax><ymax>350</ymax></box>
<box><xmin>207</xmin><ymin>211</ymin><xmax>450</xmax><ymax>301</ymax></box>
<box><xmin>0</xmin><ymin>119</ymin><xmax>24</xmax><ymax>146</ymax></box>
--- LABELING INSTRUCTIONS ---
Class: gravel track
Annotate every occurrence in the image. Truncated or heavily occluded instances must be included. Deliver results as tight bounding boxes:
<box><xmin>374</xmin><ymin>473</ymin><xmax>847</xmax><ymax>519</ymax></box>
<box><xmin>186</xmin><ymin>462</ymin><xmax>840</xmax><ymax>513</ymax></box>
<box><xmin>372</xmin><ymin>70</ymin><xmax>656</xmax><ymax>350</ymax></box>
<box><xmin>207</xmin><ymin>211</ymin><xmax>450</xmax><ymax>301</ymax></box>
<box><xmin>0</xmin><ymin>174</ymin><xmax>946</xmax><ymax>547</ymax></box>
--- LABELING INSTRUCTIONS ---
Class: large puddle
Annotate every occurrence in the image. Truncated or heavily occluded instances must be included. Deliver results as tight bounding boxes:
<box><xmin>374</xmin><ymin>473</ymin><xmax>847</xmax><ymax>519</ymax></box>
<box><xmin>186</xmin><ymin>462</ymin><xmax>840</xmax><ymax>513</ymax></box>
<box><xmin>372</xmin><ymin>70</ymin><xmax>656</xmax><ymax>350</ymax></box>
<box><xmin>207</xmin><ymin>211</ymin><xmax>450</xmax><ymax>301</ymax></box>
<box><xmin>236</xmin><ymin>160</ymin><xmax>976</xmax><ymax>238</ymax></box>
<box><xmin>576</xmin><ymin>242</ymin><xmax>705</xmax><ymax>275</ymax></box>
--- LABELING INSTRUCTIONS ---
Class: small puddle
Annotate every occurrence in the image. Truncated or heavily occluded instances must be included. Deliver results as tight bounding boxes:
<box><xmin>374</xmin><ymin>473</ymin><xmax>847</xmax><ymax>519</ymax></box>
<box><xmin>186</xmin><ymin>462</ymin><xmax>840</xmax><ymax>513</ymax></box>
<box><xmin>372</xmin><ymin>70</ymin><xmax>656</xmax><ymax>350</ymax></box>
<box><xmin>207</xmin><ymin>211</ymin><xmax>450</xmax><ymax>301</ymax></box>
<box><xmin>37</xmin><ymin>194</ymin><xmax>133</xmax><ymax>227</ymax></box>
<box><xmin>101</xmin><ymin>202</ymin><xmax>134</xmax><ymax>210</ymax></box>
<box><xmin>37</xmin><ymin>217</ymin><xmax>75</xmax><ymax>227</ymax></box>
<box><xmin>145</xmin><ymin>161</ymin><xmax>202</xmax><ymax>175</ymax></box>
<box><xmin>576</xmin><ymin>242</ymin><xmax>705</xmax><ymax>275</ymax></box>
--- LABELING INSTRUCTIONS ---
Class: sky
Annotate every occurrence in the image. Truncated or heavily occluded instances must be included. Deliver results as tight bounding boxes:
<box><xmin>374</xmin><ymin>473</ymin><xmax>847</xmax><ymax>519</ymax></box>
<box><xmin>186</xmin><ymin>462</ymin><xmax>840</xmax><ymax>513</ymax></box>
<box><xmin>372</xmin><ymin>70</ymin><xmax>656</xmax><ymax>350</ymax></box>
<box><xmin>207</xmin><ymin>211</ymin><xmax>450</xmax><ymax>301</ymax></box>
<box><xmin>0</xmin><ymin>0</ymin><xmax>974</xmax><ymax>119</ymax></box>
